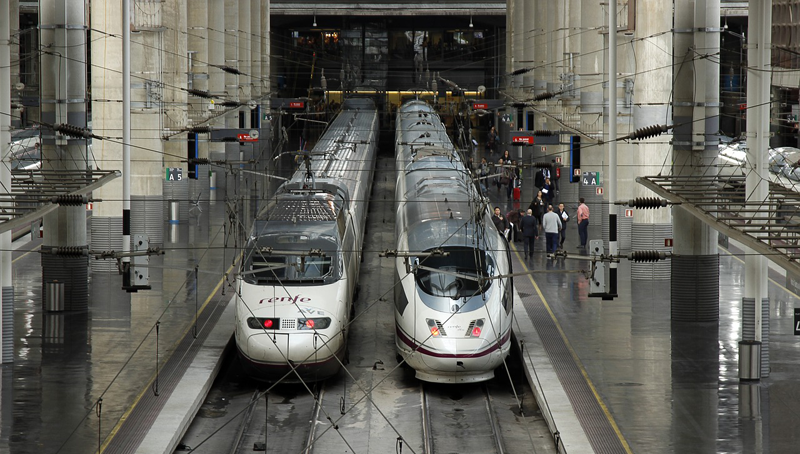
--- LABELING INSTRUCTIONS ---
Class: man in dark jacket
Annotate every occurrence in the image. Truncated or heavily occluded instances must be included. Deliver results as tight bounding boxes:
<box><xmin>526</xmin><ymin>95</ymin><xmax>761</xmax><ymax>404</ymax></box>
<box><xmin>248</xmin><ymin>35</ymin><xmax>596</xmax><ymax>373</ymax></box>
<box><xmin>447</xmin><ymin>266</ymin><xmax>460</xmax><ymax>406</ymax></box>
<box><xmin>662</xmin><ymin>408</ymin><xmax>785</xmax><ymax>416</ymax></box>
<box><xmin>492</xmin><ymin>207</ymin><xmax>509</xmax><ymax>240</ymax></box>
<box><xmin>506</xmin><ymin>209</ymin><xmax>522</xmax><ymax>242</ymax></box>
<box><xmin>520</xmin><ymin>209</ymin><xmax>539</xmax><ymax>259</ymax></box>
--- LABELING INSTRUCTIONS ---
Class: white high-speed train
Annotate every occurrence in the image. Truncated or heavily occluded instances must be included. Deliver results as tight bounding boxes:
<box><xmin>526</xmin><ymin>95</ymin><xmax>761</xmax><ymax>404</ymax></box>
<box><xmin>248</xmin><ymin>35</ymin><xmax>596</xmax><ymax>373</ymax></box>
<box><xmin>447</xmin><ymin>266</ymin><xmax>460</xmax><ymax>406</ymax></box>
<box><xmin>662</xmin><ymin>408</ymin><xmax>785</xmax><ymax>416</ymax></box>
<box><xmin>393</xmin><ymin>100</ymin><xmax>513</xmax><ymax>383</ymax></box>
<box><xmin>235</xmin><ymin>98</ymin><xmax>379</xmax><ymax>382</ymax></box>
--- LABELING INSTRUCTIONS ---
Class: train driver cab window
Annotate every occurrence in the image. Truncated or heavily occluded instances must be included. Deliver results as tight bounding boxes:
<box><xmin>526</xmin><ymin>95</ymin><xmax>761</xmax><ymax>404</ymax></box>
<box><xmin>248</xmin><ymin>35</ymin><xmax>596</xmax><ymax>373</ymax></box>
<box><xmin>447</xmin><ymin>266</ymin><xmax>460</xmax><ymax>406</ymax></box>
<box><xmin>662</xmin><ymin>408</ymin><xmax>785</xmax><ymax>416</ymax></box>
<box><xmin>415</xmin><ymin>247</ymin><xmax>493</xmax><ymax>299</ymax></box>
<box><xmin>249</xmin><ymin>256</ymin><xmax>286</xmax><ymax>283</ymax></box>
<box><xmin>292</xmin><ymin>256</ymin><xmax>333</xmax><ymax>279</ymax></box>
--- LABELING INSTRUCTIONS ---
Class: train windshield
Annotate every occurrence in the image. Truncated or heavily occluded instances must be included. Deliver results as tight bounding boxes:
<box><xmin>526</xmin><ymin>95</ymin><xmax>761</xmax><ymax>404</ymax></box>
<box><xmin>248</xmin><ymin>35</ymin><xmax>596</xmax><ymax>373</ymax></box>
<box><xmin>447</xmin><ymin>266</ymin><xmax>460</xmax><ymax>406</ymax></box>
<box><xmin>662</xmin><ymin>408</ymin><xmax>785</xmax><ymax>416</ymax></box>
<box><xmin>415</xmin><ymin>247</ymin><xmax>493</xmax><ymax>299</ymax></box>
<box><xmin>242</xmin><ymin>232</ymin><xmax>340</xmax><ymax>285</ymax></box>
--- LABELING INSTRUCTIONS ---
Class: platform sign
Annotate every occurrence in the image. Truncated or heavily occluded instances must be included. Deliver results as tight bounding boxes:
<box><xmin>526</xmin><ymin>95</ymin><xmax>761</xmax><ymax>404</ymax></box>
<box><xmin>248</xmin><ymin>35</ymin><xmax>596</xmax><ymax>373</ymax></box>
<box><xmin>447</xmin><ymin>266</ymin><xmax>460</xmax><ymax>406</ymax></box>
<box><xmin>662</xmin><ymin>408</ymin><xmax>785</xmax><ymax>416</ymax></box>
<box><xmin>512</xmin><ymin>136</ymin><xmax>533</xmax><ymax>145</ymax></box>
<box><xmin>473</xmin><ymin>102</ymin><xmax>488</xmax><ymax>110</ymax></box>
<box><xmin>582</xmin><ymin>171</ymin><xmax>602</xmax><ymax>186</ymax></box>
<box><xmin>625</xmin><ymin>209</ymin><xmax>633</xmax><ymax>217</ymax></box>
<box><xmin>166</xmin><ymin>167</ymin><xmax>182</xmax><ymax>181</ymax></box>
<box><xmin>289</xmin><ymin>101</ymin><xmax>305</xmax><ymax>109</ymax></box>
<box><xmin>795</xmin><ymin>308</ymin><xmax>800</xmax><ymax>335</ymax></box>
<box><xmin>665</xmin><ymin>238</ymin><xmax>674</xmax><ymax>247</ymax></box>
<box><xmin>237</xmin><ymin>133</ymin><xmax>258</xmax><ymax>142</ymax></box>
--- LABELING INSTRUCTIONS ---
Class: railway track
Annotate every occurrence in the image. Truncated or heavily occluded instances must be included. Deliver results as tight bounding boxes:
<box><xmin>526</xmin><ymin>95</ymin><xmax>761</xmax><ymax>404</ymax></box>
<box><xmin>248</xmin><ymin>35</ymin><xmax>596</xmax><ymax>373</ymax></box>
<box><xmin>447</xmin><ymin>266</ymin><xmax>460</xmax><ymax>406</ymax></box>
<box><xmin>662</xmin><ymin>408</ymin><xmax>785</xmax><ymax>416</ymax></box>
<box><xmin>230</xmin><ymin>384</ymin><xmax>326</xmax><ymax>454</ymax></box>
<box><xmin>176</xmin><ymin>153</ymin><xmax>555</xmax><ymax>454</ymax></box>
<box><xmin>421</xmin><ymin>383</ymin><xmax>506</xmax><ymax>454</ymax></box>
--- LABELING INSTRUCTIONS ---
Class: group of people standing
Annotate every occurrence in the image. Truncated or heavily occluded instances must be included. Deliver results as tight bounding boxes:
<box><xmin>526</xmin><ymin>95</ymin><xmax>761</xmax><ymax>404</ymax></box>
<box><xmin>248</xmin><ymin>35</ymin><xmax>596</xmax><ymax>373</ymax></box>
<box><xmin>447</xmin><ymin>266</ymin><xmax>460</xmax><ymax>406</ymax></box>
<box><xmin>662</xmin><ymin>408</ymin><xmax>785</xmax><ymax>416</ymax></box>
<box><xmin>490</xmin><ymin>191</ymin><xmax>591</xmax><ymax>261</ymax></box>
<box><xmin>482</xmin><ymin>124</ymin><xmax>591</xmax><ymax>259</ymax></box>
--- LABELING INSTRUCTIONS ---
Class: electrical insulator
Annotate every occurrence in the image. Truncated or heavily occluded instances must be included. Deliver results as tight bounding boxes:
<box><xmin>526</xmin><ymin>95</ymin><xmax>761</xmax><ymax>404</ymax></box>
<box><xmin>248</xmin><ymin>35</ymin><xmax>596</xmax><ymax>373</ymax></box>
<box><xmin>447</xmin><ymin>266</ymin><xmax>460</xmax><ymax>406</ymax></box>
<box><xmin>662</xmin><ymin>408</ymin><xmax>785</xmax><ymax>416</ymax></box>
<box><xmin>51</xmin><ymin>247</ymin><xmax>88</xmax><ymax>256</ymax></box>
<box><xmin>534</xmin><ymin>92</ymin><xmax>557</xmax><ymax>102</ymax></box>
<box><xmin>510</xmin><ymin>67</ymin><xmax>532</xmax><ymax>76</ymax></box>
<box><xmin>627</xmin><ymin>197</ymin><xmax>668</xmax><ymax>209</ymax></box>
<box><xmin>188</xmin><ymin>126</ymin><xmax>212</xmax><ymax>134</ymax></box>
<box><xmin>188</xmin><ymin>158</ymin><xmax>210</xmax><ymax>165</ymax></box>
<box><xmin>51</xmin><ymin>194</ymin><xmax>88</xmax><ymax>206</ymax></box>
<box><xmin>531</xmin><ymin>161</ymin><xmax>553</xmax><ymax>168</ymax></box>
<box><xmin>509</xmin><ymin>102</ymin><xmax>527</xmax><ymax>108</ymax></box>
<box><xmin>219</xmin><ymin>100</ymin><xmax>242</xmax><ymax>108</ymax></box>
<box><xmin>533</xmin><ymin>130</ymin><xmax>555</xmax><ymax>136</ymax></box>
<box><xmin>218</xmin><ymin>65</ymin><xmax>242</xmax><ymax>75</ymax></box>
<box><xmin>187</xmin><ymin>89</ymin><xmax>211</xmax><ymax>98</ymax></box>
<box><xmin>54</xmin><ymin>123</ymin><xmax>93</xmax><ymax>139</ymax></box>
<box><xmin>627</xmin><ymin>250</ymin><xmax>666</xmax><ymax>262</ymax></box>
<box><xmin>628</xmin><ymin>124</ymin><xmax>670</xmax><ymax>140</ymax></box>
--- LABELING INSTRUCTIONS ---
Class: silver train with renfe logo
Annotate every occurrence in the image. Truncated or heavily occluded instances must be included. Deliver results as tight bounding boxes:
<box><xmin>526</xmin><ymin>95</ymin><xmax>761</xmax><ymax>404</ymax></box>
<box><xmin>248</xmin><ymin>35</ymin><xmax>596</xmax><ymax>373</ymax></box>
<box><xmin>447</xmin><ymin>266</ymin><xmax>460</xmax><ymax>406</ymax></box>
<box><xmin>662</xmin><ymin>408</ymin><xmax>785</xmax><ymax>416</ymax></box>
<box><xmin>235</xmin><ymin>98</ymin><xmax>379</xmax><ymax>382</ymax></box>
<box><xmin>393</xmin><ymin>100</ymin><xmax>513</xmax><ymax>383</ymax></box>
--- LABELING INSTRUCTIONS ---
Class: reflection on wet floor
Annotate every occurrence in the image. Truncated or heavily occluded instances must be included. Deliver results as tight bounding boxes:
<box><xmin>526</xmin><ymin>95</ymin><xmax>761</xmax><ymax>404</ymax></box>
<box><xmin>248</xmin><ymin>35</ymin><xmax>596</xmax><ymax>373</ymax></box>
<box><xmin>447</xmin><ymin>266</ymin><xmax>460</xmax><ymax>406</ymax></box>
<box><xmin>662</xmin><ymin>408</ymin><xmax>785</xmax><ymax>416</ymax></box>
<box><xmin>481</xmin><ymin>157</ymin><xmax>800</xmax><ymax>453</ymax></box>
<box><xmin>4</xmin><ymin>196</ymin><xmax>230</xmax><ymax>454</ymax></box>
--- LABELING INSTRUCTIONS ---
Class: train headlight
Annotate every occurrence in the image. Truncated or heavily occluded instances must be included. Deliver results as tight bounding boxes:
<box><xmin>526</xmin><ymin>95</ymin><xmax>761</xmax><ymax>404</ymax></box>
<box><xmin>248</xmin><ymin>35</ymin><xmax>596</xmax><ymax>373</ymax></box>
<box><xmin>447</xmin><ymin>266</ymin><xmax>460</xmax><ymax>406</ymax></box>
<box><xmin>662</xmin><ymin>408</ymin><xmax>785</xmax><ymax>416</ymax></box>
<box><xmin>467</xmin><ymin>318</ymin><xmax>484</xmax><ymax>337</ymax></box>
<box><xmin>298</xmin><ymin>317</ymin><xmax>332</xmax><ymax>330</ymax></box>
<box><xmin>426</xmin><ymin>318</ymin><xmax>444</xmax><ymax>337</ymax></box>
<box><xmin>247</xmin><ymin>317</ymin><xmax>279</xmax><ymax>329</ymax></box>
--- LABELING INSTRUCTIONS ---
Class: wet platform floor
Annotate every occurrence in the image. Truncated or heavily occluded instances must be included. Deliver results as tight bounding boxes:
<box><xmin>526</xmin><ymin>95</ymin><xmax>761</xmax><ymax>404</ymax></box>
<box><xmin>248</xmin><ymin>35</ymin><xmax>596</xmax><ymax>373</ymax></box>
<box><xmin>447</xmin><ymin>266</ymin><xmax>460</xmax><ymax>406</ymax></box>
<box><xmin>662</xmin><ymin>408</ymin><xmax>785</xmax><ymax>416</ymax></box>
<box><xmin>2</xmin><ymin>157</ymin><xmax>800</xmax><ymax>453</ymax></box>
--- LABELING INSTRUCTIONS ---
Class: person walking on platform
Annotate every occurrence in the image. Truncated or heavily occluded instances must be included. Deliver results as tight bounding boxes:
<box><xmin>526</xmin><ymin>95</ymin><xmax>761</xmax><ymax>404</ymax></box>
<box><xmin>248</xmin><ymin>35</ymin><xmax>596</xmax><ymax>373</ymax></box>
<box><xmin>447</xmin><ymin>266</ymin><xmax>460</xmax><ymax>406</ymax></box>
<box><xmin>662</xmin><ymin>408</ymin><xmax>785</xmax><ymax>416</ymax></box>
<box><xmin>557</xmin><ymin>203</ymin><xmax>569</xmax><ymax>249</ymax></box>
<box><xmin>577</xmin><ymin>197</ymin><xmax>590</xmax><ymax>248</ymax></box>
<box><xmin>542</xmin><ymin>205</ymin><xmax>562</xmax><ymax>254</ymax></box>
<box><xmin>520</xmin><ymin>209</ymin><xmax>539</xmax><ymax>259</ymax></box>
<box><xmin>529</xmin><ymin>191</ymin><xmax>545</xmax><ymax>233</ymax></box>
<box><xmin>506</xmin><ymin>208</ymin><xmax>522</xmax><ymax>242</ymax></box>
<box><xmin>492</xmin><ymin>206</ymin><xmax>510</xmax><ymax>240</ymax></box>
<box><xmin>542</xmin><ymin>177</ymin><xmax>555</xmax><ymax>206</ymax></box>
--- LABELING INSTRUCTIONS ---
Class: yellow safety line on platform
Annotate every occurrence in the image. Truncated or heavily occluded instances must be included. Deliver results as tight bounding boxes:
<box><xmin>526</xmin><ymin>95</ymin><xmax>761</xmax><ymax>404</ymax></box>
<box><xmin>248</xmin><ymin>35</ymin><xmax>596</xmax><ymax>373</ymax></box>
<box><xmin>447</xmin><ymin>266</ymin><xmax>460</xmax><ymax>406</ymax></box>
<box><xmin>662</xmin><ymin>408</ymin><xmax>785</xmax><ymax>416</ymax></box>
<box><xmin>11</xmin><ymin>244</ymin><xmax>41</xmax><ymax>263</ymax></box>
<box><xmin>510</xmin><ymin>243</ymin><xmax>634</xmax><ymax>454</ymax></box>
<box><xmin>100</xmin><ymin>259</ymin><xmax>237</xmax><ymax>453</ymax></box>
<box><xmin>719</xmin><ymin>245</ymin><xmax>800</xmax><ymax>300</ymax></box>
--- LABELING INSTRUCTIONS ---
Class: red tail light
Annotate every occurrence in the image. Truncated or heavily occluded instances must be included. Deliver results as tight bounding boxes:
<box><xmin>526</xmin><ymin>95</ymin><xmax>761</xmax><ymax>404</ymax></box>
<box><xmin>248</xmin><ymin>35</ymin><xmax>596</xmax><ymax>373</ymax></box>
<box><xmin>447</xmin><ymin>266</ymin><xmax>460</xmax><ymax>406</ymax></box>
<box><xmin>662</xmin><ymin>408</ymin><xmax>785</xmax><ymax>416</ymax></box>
<box><xmin>430</xmin><ymin>326</ymin><xmax>440</xmax><ymax>337</ymax></box>
<box><xmin>472</xmin><ymin>326</ymin><xmax>482</xmax><ymax>337</ymax></box>
<box><xmin>263</xmin><ymin>319</ymin><xmax>273</xmax><ymax>328</ymax></box>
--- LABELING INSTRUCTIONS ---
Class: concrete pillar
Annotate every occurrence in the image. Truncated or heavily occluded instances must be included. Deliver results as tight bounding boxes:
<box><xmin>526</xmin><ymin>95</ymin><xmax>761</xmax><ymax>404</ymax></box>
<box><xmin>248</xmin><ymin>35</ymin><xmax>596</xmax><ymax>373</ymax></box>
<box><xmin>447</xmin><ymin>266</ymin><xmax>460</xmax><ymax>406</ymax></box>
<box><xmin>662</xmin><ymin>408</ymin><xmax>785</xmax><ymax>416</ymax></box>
<box><xmin>532</xmin><ymin>0</ymin><xmax>546</xmax><ymax>100</ymax></box>
<box><xmin>513</xmin><ymin>0</ymin><xmax>526</xmax><ymax>93</ymax></box>
<box><xmin>262</xmin><ymin>0</ymin><xmax>270</xmax><ymax>107</ymax></box>
<box><xmin>561</xmin><ymin>0</ymin><xmax>580</xmax><ymax>108</ymax></box>
<box><xmin>9</xmin><ymin>0</ymin><xmax>20</xmax><ymax>128</ymax></box>
<box><xmin>628</xmin><ymin>0</ymin><xmax>673</xmax><ymax>280</ymax></box>
<box><xmin>579</xmin><ymin>0</ymin><xmax>604</xmax><ymax>142</ymax></box>
<box><xmin>39</xmin><ymin>0</ymin><xmax>89</xmax><ymax>308</ymax></box>
<box><xmin>671</xmin><ymin>0</ymin><xmax>721</xmax><ymax>320</ymax></box>
<box><xmin>128</xmin><ymin>2</ymin><xmax>167</xmax><ymax>246</ymax></box>
<box><xmin>238</xmin><ymin>0</ymin><xmax>251</xmax><ymax>106</ymax></box>
<box><xmin>1</xmin><ymin>0</ymin><xmax>13</xmax><ymax>363</ymax></box>
<box><xmin>506</xmin><ymin>0</ymin><xmax>514</xmax><ymax>83</ymax></box>
<box><xmin>744</xmin><ymin>0</ymin><xmax>772</xmax><ymax>377</ymax></box>
<box><xmin>162</xmin><ymin>0</ymin><xmax>191</xmax><ymax>230</ymax></box>
<box><xmin>251</xmin><ymin>0</ymin><xmax>262</xmax><ymax>103</ymax></box>
<box><xmin>90</xmin><ymin>0</ymin><xmax>124</xmax><ymax>273</ymax></box>
<box><xmin>188</xmin><ymin>0</ymin><xmax>210</xmax><ymax>185</ymax></box>
<box><xmin>208</xmin><ymin>0</ymin><xmax>226</xmax><ymax>166</ymax></box>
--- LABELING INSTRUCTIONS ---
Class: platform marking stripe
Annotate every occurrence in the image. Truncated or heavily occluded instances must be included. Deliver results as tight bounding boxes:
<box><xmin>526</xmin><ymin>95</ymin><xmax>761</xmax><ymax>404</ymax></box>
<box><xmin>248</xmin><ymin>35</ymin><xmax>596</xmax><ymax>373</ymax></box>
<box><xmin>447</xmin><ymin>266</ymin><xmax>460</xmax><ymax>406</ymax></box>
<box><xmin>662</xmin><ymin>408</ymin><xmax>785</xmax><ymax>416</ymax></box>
<box><xmin>100</xmin><ymin>260</ymin><xmax>236</xmax><ymax>453</ymax></box>
<box><xmin>11</xmin><ymin>244</ymin><xmax>41</xmax><ymax>263</ymax></box>
<box><xmin>719</xmin><ymin>245</ymin><xmax>800</xmax><ymax>300</ymax></box>
<box><xmin>510</xmin><ymin>243</ymin><xmax>633</xmax><ymax>454</ymax></box>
